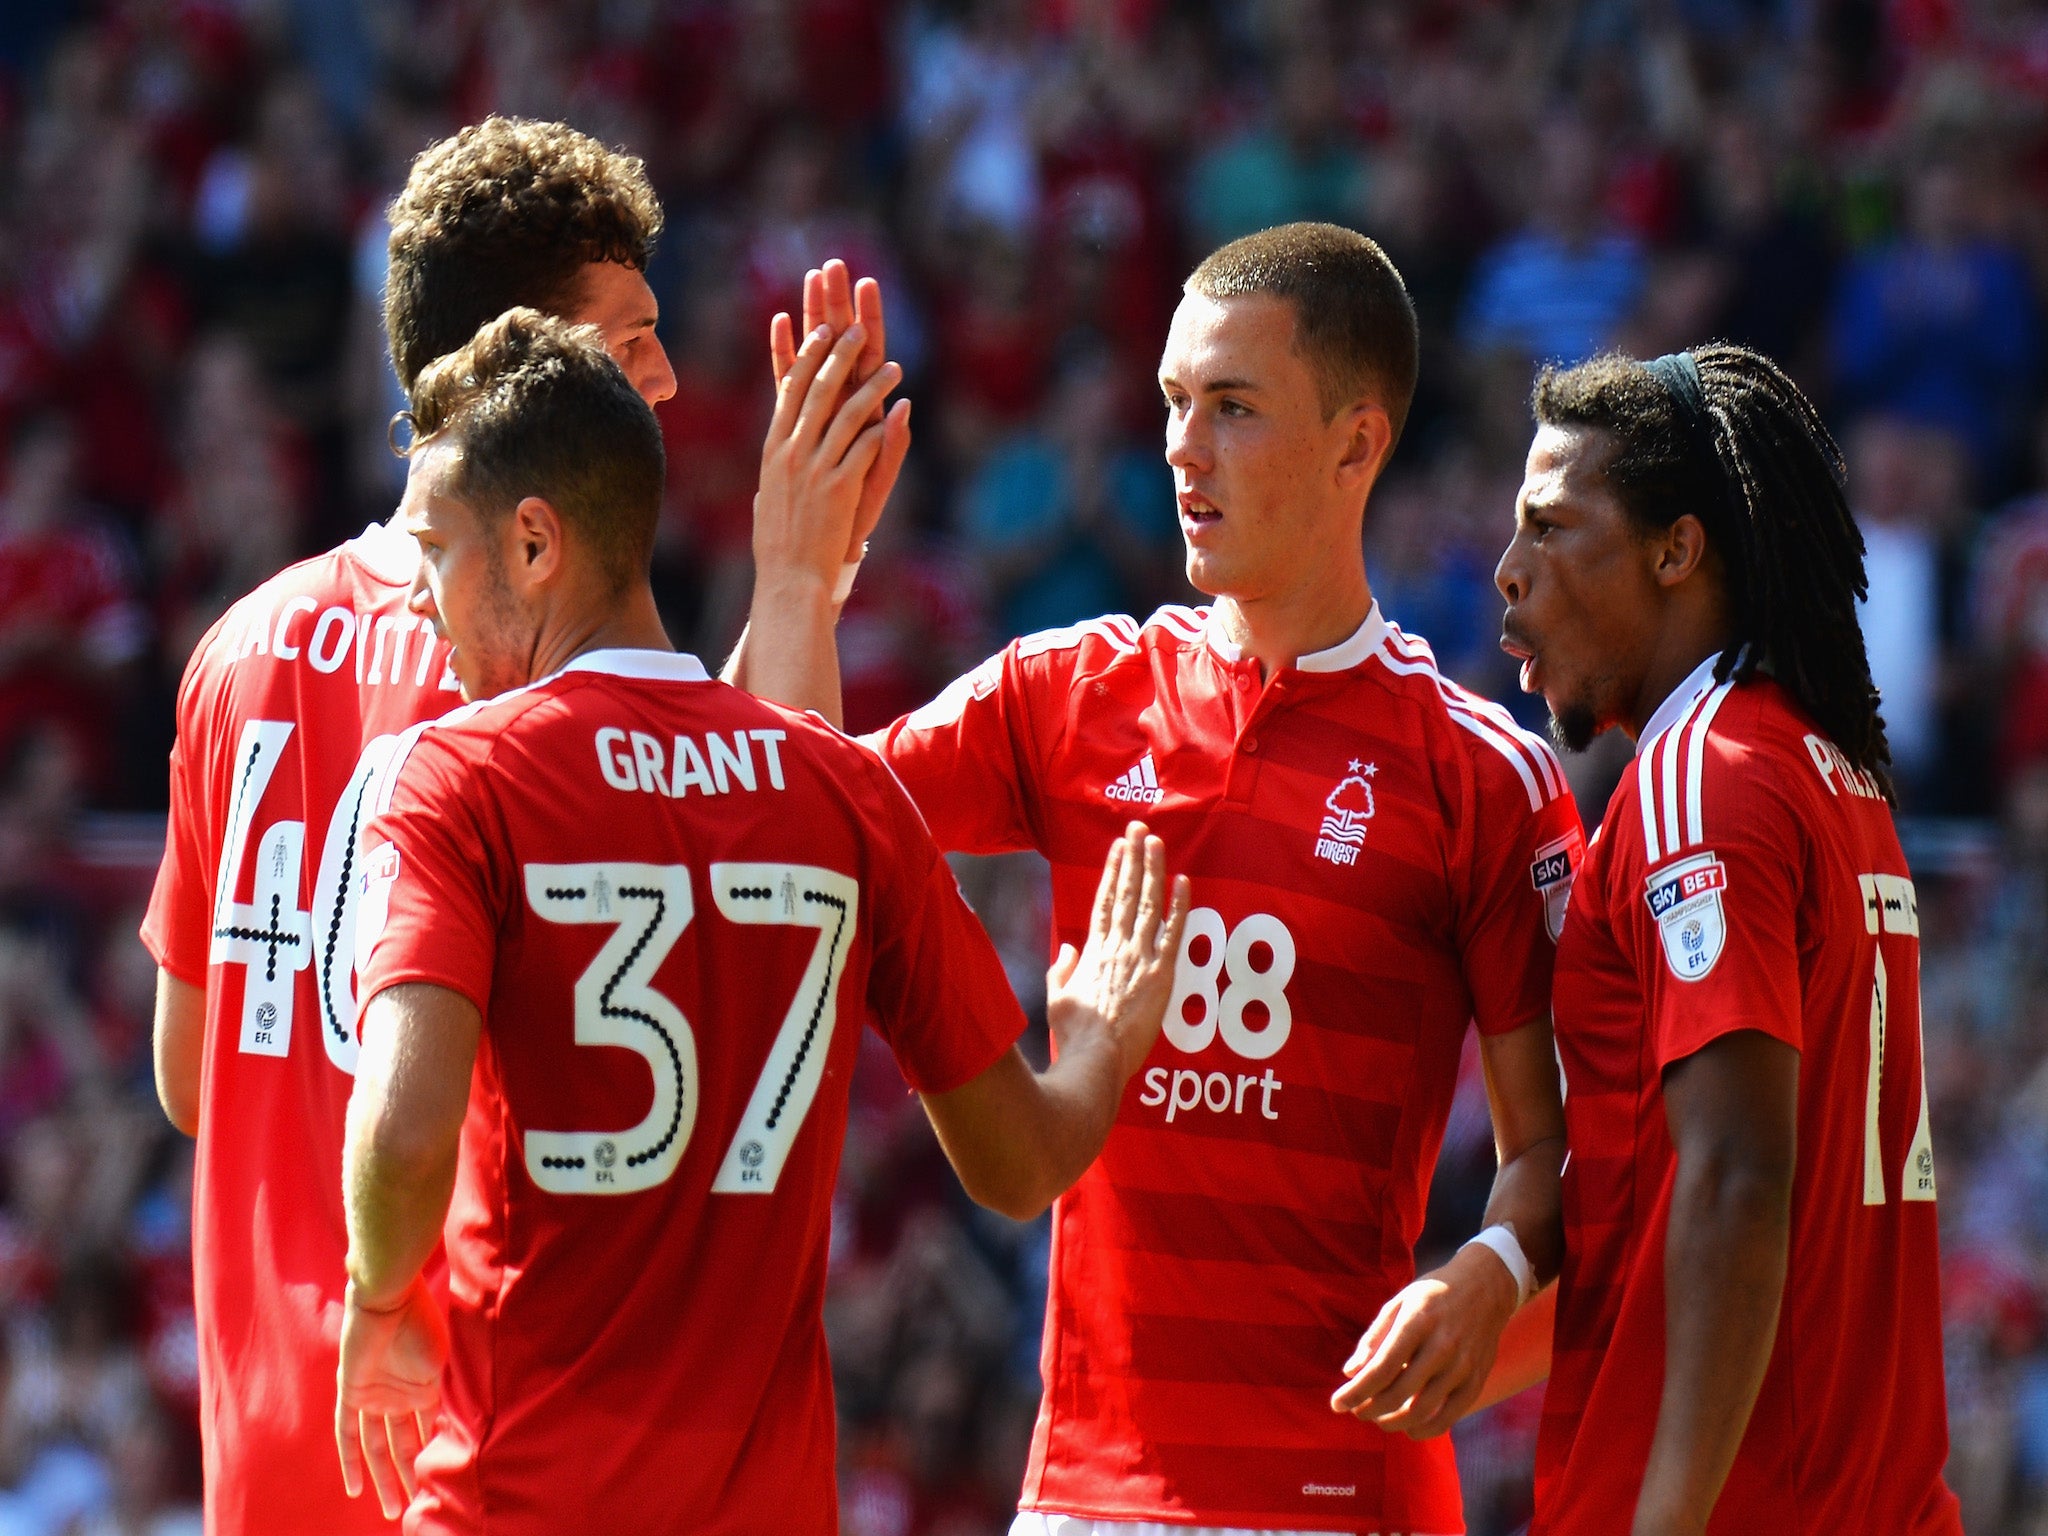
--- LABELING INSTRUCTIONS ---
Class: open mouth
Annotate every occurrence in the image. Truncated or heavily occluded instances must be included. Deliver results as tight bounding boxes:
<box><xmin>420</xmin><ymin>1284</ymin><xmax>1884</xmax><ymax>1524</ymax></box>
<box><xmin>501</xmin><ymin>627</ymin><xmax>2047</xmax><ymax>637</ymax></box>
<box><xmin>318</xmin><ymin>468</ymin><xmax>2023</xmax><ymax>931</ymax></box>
<box><xmin>1498</xmin><ymin>624</ymin><xmax>1540</xmax><ymax>694</ymax></box>
<box><xmin>1177</xmin><ymin>489</ymin><xmax>1222</xmax><ymax>532</ymax></box>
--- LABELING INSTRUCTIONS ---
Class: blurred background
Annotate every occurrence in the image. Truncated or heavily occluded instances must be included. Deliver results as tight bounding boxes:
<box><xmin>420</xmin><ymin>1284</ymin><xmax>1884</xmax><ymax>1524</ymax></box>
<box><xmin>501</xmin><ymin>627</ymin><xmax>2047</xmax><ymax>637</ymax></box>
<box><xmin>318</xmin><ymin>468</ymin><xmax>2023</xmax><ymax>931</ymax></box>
<box><xmin>0</xmin><ymin>0</ymin><xmax>2042</xmax><ymax>1531</ymax></box>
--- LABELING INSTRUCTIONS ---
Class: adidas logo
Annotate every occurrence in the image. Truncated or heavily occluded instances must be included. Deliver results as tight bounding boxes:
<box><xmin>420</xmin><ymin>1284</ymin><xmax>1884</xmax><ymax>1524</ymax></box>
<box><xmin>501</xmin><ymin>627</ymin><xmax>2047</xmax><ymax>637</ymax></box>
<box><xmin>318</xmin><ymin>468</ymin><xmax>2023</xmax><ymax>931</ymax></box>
<box><xmin>1106</xmin><ymin>751</ymin><xmax>1164</xmax><ymax>805</ymax></box>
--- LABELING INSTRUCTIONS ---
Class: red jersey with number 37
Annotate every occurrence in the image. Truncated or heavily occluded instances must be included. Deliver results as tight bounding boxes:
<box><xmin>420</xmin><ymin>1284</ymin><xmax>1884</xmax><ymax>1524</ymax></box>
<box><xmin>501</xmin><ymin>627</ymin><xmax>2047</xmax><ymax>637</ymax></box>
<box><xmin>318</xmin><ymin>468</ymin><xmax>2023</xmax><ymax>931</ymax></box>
<box><xmin>1534</xmin><ymin>661</ymin><xmax>1962</xmax><ymax>1535</ymax></box>
<box><xmin>866</xmin><ymin>605</ymin><xmax>1581</xmax><ymax>1533</ymax></box>
<box><xmin>139</xmin><ymin>523</ymin><xmax>459</xmax><ymax>1536</ymax></box>
<box><xmin>355</xmin><ymin>649</ymin><xmax>1025</xmax><ymax>1536</ymax></box>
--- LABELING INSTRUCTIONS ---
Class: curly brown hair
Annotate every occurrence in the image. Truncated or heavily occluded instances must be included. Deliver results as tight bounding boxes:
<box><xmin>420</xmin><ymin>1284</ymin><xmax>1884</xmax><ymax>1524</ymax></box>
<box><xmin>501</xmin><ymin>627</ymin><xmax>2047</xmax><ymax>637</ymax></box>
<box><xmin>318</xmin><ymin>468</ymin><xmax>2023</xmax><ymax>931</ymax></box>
<box><xmin>384</xmin><ymin>117</ymin><xmax>663</xmax><ymax>391</ymax></box>
<box><xmin>408</xmin><ymin>308</ymin><xmax>664</xmax><ymax>596</ymax></box>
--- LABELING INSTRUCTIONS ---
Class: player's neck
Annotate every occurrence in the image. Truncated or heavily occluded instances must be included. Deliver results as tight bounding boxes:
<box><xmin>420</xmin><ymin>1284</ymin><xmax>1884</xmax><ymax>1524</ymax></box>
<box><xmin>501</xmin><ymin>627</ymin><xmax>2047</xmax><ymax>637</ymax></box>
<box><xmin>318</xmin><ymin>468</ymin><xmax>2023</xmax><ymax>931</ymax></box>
<box><xmin>1623</xmin><ymin>611</ymin><xmax>1737</xmax><ymax>742</ymax></box>
<box><xmin>1212</xmin><ymin>567</ymin><xmax>1374</xmax><ymax>680</ymax></box>
<box><xmin>528</xmin><ymin>584</ymin><xmax>676</xmax><ymax>680</ymax></box>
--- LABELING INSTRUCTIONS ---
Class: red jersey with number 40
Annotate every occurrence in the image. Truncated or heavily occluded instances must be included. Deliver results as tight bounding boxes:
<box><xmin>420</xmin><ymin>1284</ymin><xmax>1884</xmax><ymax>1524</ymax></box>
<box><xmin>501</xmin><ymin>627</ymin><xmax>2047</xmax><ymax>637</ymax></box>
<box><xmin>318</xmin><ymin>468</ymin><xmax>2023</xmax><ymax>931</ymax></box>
<box><xmin>1534</xmin><ymin>664</ymin><xmax>1962</xmax><ymax>1535</ymax></box>
<box><xmin>356</xmin><ymin>649</ymin><xmax>1026</xmax><ymax>1536</ymax></box>
<box><xmin>867</xmin><ymin>605</ymin><xmax>1582</xmax><ymax>1534</ymax></box>
<box><xmin>139</xmin><ymin>523</ymin><xmax>459</xmax><ymax>1536</ymax></box>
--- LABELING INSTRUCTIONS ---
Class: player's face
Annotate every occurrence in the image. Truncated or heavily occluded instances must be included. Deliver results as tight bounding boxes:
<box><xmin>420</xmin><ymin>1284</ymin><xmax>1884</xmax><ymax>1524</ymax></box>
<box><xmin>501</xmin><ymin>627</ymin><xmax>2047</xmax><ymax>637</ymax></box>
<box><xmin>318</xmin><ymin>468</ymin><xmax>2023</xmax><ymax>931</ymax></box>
<box><xmin>1159</xmin><ymin>291</ymin><xmax>1366</xmax><ymax>601</ymax></box>
<box><xmin>398</xmin><ymin>439</ymin><xmax>536</xmax><ymax>703</ymax></box>
<box><xmin>1495</xmin><ymin>425</ymin><xmax>1662</xmax><ymax>751</ymax></box>
<box><xmin>565</xmin><ymin>262</ymin><xmax>677</xmax><ymax>406</ymax></box>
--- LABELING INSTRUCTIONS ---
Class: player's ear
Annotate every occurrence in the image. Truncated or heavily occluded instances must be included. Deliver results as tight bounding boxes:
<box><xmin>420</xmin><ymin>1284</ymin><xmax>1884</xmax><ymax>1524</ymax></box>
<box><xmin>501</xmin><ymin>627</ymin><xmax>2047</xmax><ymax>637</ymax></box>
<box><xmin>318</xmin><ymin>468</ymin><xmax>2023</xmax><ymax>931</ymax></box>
<box><xmin>509</xmin><ymin>496</ymin><xmax>565</xmax><ymax>586</ymax></box>
<box><xmin>1334</xmin><ymin>400</ymin><xmax>1394</xmax><ymax>490</ymax></box>
<box><xmin>1652</xmin><ymin>513</ymin><xmax>1711</xmax><ymax>589</ymax></box>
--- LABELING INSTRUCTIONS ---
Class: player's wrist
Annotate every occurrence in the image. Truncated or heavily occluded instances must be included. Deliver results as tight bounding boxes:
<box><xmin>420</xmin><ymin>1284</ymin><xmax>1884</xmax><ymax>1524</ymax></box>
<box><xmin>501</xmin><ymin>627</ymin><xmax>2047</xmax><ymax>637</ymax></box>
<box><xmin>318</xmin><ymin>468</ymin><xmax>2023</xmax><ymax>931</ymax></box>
<box><xmin>344</xmin><ymin>1271</ymin><xmax>416</xmax><ymax>1317</ymax></box>
<box><xmin>1460</xmin><ymin>1223</ymin><xmax>1535</xmax><ymax>1310</ymax></box>
<box><xmin>749</xmin><ymin>559</ymin><xmax>844</xmax><ymax>611</ymax></box>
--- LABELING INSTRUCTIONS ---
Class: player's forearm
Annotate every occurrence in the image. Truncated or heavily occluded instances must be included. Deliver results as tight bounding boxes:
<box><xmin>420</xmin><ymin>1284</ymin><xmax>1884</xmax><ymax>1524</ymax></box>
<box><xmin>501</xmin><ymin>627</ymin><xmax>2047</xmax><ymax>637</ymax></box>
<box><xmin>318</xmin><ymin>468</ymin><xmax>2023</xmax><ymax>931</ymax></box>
<box><xmin>1478</xmin><ymin>1133</ymin><xmax>1566</xmax><ymax>1286</ymax></box>
<box><xmin>343</xmin><ymin>984</ymin><xmax>478</xmax><ymax>1310</ymax></box>
<box><xmin>922</xmin><ymin>1032</ymin><xmax>1126</xmax><ymax>1223</ymax></box>
<box><xmin>152</xmin><ymin>968</ymin><xmax>204</xmax><ymax>1138</ymax></box>
<box><xmin>343</xmin><ymin>1110</ymin><xmax>459</xmax><ymax>1311</ymax></box>
<box><xmin>1635</xmin><ymin>1146</ymin><xmax>1791</xmax><ymax>1535</ymax></box>
<box><xmin>733</xmin><ymin>570</ymin><xmax>844</xmax><ymax>726</ymax></box>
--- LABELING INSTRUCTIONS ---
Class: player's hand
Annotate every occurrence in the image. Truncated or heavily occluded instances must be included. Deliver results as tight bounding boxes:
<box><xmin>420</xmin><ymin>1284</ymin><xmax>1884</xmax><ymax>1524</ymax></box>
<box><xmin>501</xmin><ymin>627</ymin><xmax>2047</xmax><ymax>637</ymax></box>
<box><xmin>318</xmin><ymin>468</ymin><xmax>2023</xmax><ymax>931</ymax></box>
<box><xmin>1046</xmin><ymin>823</ymin><xmax>1191</xmax><ymax>1083</ymax></box>
<box><xmin>755</xmin><ymin>317</ymin><xmax>906</xmax><ymax>596</ymax></box>
<box><xmin>767</xmin><ymin>259</ymin><xmax>908</xmax><ymax>569</ymax></box>
<box><xmin>1330</xmin><ymin>1239</ymin><xmax>1520</xmax><ymax>1438</ymax></box>
<box><xmin>336</xmin><ymin>1276</ymin><xmax>447</xmax><ymax>1519</ymax></box>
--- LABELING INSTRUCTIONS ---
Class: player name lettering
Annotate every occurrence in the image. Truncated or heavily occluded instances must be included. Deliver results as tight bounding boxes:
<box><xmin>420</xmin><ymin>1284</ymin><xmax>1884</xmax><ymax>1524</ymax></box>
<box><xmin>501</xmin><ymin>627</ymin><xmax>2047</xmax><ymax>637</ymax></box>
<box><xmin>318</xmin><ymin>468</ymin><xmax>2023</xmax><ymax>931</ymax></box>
<box><xmin>1804</xmin><ymin>733</ymin><xmax>1884</xmax><ymax>800</ymax></box>
<box><xmin>207</xmin><ymin>599</ymin><xmax>457</xmax><ymax>690</ymax></box>
<box><xmin>1138</xmin><ymin>1066</ymin><xmax>1281</xmax><ymax>1122</ymax></box>
<box><xmin>596</xmin><ymin>726</ymin><xmax>788</xmax><ymax>799</ymax></box>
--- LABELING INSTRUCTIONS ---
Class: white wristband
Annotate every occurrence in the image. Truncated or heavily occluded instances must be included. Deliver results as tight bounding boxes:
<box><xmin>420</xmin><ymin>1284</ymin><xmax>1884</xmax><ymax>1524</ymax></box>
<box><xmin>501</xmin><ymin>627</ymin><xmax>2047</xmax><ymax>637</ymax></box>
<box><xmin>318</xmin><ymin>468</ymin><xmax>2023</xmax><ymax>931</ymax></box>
<box><xmin>1462</xmin><ymin>1223</ymin><xmax>1534</xmax><ymax>1307</ymax></box>
<box><xmin>831</xmin><ymin>553</ymin><xmax>866</xmax><ymax>605</ymax></box>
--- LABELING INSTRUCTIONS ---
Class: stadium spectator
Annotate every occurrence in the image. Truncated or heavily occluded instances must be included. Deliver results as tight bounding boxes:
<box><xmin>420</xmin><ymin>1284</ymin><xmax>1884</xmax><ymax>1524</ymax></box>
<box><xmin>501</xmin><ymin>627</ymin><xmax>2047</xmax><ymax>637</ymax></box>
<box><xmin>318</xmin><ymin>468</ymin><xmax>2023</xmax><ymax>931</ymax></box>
<box><xmin>1832</xmin><ymin>153</ymin><xmax>2038</xmax><ymax>493</ymax></box>
<box><xmin>1461</xmin><ymin>117</ymin><xmax>1647</xmax><ymax>368</ymax></box>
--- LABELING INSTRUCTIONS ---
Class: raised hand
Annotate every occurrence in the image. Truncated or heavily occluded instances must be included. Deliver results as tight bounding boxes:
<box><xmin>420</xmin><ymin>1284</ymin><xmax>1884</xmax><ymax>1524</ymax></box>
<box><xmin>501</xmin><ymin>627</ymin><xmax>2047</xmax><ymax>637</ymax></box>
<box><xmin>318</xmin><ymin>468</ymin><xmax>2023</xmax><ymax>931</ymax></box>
<box><xmin>1047</xmin><ymin>822</ymin><xmax>1191</xmax><ymax>1084</ymax></box>
<box><xmin>336</xmin><ymin>1276</ymin><xmax>448</xmax><ymax>1518</ymax></box>
<box><xmin>767</xmin><ymin>259</ymin><xmax>908</xmax><ymax>571</ymax></box>
<box><xmin>754</xmin><ymin>322</ymin><xmax>903</xmax><ymax>592</ymax></box>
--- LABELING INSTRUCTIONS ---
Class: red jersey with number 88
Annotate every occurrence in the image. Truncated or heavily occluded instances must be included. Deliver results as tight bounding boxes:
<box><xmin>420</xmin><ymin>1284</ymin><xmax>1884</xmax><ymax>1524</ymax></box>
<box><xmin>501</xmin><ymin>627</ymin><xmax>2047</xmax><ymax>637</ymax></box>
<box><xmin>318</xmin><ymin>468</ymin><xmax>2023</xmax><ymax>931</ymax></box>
<box><xmin>356</xmin><ymin>648</ymin><xmax>1025</xmax><ymax>1536</ymax></box>
<box><xmin>1534</xmin><ymin>663</ymin><xmax>1961</xmax><ymax>1535</ymax></box>
<box><xmin>140</xmin><ymin>522</ymin><xmax>460</xmax><ymax>1536</ymax></box>
<box><xmin>866</xmin><ymin>604</ymin><xmax>1582</xmax><ymax>1533</ymax></box>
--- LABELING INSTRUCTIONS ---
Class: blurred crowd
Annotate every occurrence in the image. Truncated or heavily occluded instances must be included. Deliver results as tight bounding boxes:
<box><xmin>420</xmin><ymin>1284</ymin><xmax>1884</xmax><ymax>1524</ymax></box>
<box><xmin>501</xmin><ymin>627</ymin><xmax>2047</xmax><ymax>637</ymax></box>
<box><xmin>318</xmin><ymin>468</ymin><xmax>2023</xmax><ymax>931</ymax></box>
<box><xmin>0</xmin><ymin>0</ymin><xmax>2046</xmax><ymax>1531</ymax></box>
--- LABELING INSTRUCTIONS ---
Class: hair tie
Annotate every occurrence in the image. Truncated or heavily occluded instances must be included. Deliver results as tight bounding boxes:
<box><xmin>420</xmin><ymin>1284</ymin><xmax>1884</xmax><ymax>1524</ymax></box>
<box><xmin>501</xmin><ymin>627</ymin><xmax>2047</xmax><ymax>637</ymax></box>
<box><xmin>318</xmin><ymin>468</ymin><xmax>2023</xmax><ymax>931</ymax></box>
<box><xmin>1645</xmin><ymin>351</ymin><xmax>1706</xmax><ymax>422</ymax></box>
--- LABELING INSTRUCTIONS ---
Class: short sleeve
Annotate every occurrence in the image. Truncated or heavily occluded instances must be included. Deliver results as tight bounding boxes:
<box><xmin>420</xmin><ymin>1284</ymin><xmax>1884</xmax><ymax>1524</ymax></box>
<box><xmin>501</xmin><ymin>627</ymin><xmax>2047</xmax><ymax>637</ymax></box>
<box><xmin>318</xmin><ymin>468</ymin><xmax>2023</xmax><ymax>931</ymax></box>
<box><xmin>861</xmin><ymin>640</ymin><xmax>1052</xmax><ymax>856</ymax></box>
<box><xmin>140</xmin><ymin>631</ymin><xmax>228</xmax><ymax>985</ymax></box>
<box><xmin>1457</xmin><ymin>750</ymin><xmax>1585</xmax><ymax>1036</ymax></box>
<box><xmin>141</xmin><ymin>732</ymin><xmax>213</xmax><ymax>984</ymax></box>
<box><xmin>1634</xmin><ymin>739</ymin><xmax>1804</xmax><ymax>1068</ymax></box>
<box><xmin>356</xmin><ymin>731</ymin><xmax>504</xmax><ymax>1018</ymax></box>
<box><xmin>851</xmin><ymin>750</ymin><xmax>1026</xmax><ymax>1093</ymax></box>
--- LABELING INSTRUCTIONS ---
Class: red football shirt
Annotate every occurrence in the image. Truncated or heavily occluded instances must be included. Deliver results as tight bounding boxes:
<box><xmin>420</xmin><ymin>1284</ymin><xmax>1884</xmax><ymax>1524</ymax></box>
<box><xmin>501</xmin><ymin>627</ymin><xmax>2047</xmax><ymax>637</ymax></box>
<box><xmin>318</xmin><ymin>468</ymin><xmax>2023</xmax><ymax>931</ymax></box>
<box><xmin>355</xmin><ymin>648</ymin><xmax>1026</xmax><ymax>1536</ymax></box>
<box><xmin>139</xmin><ymin>521</ymin><xmax>459</xmax><ymax>1536</ymax></box>
<box><xmin>867</xmin><ymin>604</ymin><xmax>1583</xmax><ymax>1533</ymax></box>
<box><xmin>1534</xmin><ymin>658</ymin><xmax>1962</xmax><ymax>1535</ymax></box>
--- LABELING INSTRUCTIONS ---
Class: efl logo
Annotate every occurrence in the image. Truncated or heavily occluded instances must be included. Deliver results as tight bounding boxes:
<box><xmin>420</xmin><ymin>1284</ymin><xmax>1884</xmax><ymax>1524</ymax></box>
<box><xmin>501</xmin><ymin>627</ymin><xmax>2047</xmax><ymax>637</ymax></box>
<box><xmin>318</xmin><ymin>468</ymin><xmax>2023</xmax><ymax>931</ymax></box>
<box><xmin>1644</xmin><ymin>851</ymin><xmax>1729</xmax><ymax>981</ymax></box>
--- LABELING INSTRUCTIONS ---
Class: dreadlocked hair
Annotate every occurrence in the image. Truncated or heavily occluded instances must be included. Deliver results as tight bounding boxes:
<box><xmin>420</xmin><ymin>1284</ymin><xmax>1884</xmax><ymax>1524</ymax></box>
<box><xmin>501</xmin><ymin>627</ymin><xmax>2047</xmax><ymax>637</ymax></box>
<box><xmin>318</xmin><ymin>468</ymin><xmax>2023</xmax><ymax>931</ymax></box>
<box><xmin>1531</xmin><ymin>342</ymin><xmax>1894</xmax><ymax>801</ymax></box>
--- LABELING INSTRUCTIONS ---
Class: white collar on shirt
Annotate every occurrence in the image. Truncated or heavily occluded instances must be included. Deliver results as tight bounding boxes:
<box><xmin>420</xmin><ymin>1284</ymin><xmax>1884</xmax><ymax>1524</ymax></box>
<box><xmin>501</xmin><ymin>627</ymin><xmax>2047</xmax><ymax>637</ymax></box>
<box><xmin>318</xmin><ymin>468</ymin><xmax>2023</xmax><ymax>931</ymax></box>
<box><xmin>346</xmin><ymin>519</ymin><xmax>422</xmax><ymax>586</ymax></box>
<box><xmin>1202</xmin><ymin>601</ymin><xmax>1392</xmax><ymax>674</ymax></box>
<box><xmin>559</xmin><ymin>648</ymin><xmax>712</xmax><ymax>683</ymax></box>
<box><xmin>1636</xmin><ymin>651</ymin><xmax>1725</xmax><ymax>757</ymax></box>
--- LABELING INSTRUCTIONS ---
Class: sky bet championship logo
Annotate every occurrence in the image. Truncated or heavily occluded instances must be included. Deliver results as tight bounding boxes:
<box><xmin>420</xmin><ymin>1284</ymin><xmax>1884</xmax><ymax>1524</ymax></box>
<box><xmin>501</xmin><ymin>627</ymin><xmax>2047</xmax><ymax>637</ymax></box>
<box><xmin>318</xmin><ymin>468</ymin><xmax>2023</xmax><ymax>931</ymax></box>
<box><xmin>1314</xmin><ymin>762</ymin><xmax>1377</xmax><ymax>867</ymax></box>
<box><xmin>1644</xmin><ymin>851</ymin><xmax>1729</xmax><ymax>981</ymax></box>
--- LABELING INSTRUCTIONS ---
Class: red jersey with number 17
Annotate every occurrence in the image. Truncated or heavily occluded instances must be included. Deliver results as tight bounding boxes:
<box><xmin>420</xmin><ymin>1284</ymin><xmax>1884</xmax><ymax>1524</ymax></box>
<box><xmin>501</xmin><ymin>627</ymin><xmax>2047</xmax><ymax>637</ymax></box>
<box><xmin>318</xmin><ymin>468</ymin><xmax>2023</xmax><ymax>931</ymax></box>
<box><xmin>867</xmin><ymin>604</ymin><xmax>1582</xmax><ymax>1533</ymax></box>
<box><xmin>356</xmin><ymin>649</ymin><xmax>1026</xmax><ymax>1536</ymax></box>
<box><xmin>139</xmin><ymin>522</ymin><xmax>458</xmax><ymax>1536</ymax></box>
<box><xmin>1534</xmin><ymin>659</ymin><xmax>1961</xmax><ymax>1535</ymax></box>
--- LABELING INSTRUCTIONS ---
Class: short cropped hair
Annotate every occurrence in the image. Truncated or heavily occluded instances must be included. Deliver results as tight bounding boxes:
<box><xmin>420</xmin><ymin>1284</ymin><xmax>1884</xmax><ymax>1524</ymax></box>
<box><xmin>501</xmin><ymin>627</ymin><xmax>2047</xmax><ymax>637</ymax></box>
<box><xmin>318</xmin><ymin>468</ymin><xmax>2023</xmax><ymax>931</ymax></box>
<box><xmin>1186</xmin><ymin>222</ymin><xmax>1419</xmax><ymax>441</ymax></box>
<box><xmin>385</xmin><ymin>117</ymin><xmax>662</xmax><ymax>392</ymax></box>
<box><xmin>407</xmin><ymin>309</ymin><xmax>664</xmax><ymax>595</ymax></box>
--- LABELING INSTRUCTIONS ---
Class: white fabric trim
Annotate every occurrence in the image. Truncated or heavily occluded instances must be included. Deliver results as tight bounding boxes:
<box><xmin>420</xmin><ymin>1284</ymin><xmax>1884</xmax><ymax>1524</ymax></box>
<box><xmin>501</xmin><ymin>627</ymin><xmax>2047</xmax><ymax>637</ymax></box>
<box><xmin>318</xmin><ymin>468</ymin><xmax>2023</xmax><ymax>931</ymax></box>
<box><xmin>1296</xmin><ymin>602</ymin><xmax>1393</xmax><ymax>673</ymax></box>
<box><xmin>1009</xmin><ymin>1514</ymin><xmax>1365</xmax><ymax>1536</ymax></box>
<box><xmin>344</xmin><ymin>519</ymin><xmax>422</xmax><ymax>586</ymax></box>
<box><xmin>1198</xmin><ymin>603</ymin><xmax>1392</xmax><ymax>674</ymax></box>
<box><xmin>558</xmin><ymin>647</ymin><xmax>711</xmax><ymax>683</ymax></box>
<box><xmin>1635</xmin><ymin>651</ymin><xmax>1724</xmax><ymax>757</ymax></box>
